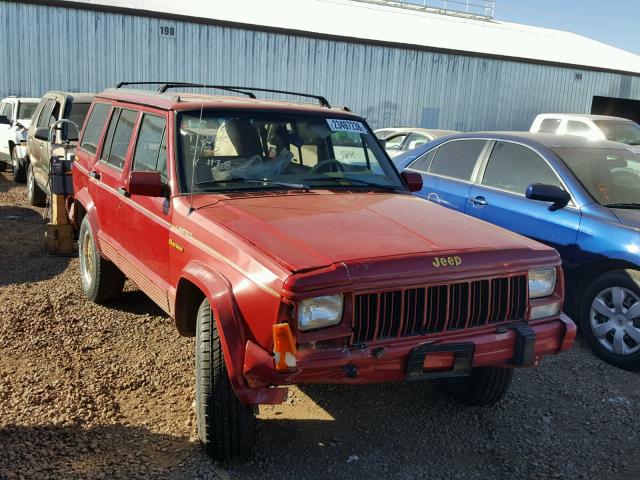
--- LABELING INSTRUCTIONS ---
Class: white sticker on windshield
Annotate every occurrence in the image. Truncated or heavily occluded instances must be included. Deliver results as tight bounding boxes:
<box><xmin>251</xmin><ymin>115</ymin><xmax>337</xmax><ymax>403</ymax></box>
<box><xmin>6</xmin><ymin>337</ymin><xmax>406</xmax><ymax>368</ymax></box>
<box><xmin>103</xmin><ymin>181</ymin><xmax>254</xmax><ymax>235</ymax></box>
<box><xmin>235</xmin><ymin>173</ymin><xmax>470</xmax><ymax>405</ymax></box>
<box><xmin>327</xmin><ymin>119</ymin><xmax>367</xmax><ymax>134</ymax></box>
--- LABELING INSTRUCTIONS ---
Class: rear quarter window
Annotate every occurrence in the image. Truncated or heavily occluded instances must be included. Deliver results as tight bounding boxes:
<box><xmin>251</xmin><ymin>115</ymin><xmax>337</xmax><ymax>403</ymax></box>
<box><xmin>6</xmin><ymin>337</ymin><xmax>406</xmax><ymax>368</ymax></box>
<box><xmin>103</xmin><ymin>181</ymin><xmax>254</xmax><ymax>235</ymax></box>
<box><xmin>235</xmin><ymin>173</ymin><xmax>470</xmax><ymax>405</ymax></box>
<box><xmin>80</xmin><ymin>103</ymin><xmax>112</xmax><ymax>155</ymax></box>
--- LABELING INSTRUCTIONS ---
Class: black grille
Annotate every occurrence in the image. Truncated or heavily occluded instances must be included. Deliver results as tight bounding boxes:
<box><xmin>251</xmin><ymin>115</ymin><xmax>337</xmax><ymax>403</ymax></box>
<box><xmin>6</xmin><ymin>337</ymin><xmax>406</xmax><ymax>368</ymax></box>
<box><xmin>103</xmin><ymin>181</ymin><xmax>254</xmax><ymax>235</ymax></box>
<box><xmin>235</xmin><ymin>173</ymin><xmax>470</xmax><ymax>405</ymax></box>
<box><xmin>352</xmin><ymin>275</ymin><xmax>527</xmax><ymax>344</ymax></box>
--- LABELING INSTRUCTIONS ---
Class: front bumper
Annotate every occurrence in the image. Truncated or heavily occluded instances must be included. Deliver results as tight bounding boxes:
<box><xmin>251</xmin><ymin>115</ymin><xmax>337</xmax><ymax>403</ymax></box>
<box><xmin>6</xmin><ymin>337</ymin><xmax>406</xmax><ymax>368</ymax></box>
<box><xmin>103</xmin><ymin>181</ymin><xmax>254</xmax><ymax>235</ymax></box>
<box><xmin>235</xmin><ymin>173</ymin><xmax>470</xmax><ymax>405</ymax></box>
<box><xmin>243</xmin><ymin>314</ymin><xmax>575</xmax><ymax>389</ymax></box>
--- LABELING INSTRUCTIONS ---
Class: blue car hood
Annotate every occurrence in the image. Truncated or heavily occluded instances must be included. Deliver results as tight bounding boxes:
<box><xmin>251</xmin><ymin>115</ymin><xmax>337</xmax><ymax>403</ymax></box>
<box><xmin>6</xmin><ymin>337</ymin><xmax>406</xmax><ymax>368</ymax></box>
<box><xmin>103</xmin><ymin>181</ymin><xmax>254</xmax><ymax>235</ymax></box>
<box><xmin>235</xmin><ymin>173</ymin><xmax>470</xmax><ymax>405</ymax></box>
<box><xmin>612</xmin><ymin>208</ymin><xmax>640</xmax><ymax>229</ymax></box>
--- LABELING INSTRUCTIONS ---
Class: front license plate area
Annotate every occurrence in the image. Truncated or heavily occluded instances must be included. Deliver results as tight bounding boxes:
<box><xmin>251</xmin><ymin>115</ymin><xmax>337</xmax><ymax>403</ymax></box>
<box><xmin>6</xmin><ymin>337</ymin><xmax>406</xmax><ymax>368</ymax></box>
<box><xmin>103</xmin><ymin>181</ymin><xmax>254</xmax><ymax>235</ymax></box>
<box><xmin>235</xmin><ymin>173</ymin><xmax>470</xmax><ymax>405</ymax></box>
<box><xmin>406</xmin><ymin>342</ymin><xmax>475</xmax><ymax>381</ymax></box>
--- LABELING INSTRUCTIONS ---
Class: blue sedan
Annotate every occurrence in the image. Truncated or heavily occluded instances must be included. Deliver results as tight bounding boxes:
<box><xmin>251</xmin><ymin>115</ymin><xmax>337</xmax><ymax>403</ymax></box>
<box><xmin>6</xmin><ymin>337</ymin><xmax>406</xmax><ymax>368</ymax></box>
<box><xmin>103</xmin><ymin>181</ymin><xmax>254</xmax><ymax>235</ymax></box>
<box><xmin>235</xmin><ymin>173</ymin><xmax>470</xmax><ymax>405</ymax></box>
<box><xmin>395</xmin><ymin>132</ymin><xmax>640</xmax><ymax>370</ymax></box>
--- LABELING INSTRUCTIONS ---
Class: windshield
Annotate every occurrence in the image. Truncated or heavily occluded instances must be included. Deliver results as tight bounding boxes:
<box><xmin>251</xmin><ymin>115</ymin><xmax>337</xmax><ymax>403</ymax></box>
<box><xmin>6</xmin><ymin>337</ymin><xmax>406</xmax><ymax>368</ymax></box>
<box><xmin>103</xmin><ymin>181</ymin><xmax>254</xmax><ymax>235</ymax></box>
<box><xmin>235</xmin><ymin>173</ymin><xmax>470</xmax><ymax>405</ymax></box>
<box><xmin>17</xmin><ymin>102</ymin><xmax>38</xmax><ymax>120</ymax></box>
<box><xmin>554</xmin><ymin>146</ymin><xmax>640</xmax><ymax>205</ymax></box>
<box><xmin>593</xmin><ymin>120</ymin><xmax>640</xmax><ymax>145</ymax></box>
<box><xmin>177</xmin><ymin>112</ymin><xmax>404</xmax><ymax>193</ymax></box>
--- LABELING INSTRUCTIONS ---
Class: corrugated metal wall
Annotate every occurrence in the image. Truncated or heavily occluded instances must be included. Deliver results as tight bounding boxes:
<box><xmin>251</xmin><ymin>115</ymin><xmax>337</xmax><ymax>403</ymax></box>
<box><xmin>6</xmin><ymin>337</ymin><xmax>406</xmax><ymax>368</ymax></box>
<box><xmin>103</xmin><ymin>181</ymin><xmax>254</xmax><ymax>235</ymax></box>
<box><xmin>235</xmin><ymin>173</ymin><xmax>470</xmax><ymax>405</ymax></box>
<box><xmin>1</xmin><ymin>0</ymin><xmax>639</xmax><ymax>130</ymax></box>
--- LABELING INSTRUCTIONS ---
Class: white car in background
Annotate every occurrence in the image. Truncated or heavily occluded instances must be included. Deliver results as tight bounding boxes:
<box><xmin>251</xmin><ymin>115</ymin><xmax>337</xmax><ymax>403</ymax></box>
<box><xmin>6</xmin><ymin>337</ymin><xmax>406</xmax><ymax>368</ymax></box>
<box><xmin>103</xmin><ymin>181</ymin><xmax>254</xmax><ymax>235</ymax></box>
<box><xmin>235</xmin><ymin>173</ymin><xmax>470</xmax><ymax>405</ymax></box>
<box><xmin>375</xmin><ymin>127</ymin><xmax>459</xmax><ymax>157</ymax></box>
<box><xmin>0</xmin><ymin>96</ymin><xmax>40</xmax><ymax>182</ymax></box>
<box><xmin>530</xmin><ymin>113</ymin><xmax>640</xmax><ymax>145</ymax></box>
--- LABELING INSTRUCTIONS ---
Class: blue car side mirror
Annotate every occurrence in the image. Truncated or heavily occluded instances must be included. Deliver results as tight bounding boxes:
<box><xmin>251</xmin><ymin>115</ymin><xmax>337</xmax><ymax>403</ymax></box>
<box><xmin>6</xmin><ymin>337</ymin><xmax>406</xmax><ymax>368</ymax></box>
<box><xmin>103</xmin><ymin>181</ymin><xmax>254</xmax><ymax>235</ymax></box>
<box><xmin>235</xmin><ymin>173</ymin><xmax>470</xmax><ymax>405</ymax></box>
<box><xmin>526</xmin><ymin>183</ymin><xmax>570</xmax><ymax>211</ymax></box>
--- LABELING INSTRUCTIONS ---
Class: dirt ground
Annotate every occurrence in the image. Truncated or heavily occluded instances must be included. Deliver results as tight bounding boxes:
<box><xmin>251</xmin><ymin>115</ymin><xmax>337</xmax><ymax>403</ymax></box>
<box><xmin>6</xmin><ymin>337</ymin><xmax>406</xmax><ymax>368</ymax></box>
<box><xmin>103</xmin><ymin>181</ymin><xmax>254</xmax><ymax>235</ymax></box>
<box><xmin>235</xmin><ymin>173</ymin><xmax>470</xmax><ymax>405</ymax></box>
<box><xmin>1</xmin><ymin>169</ymin><xmax>639</xmax><ymax>480</ymax></box>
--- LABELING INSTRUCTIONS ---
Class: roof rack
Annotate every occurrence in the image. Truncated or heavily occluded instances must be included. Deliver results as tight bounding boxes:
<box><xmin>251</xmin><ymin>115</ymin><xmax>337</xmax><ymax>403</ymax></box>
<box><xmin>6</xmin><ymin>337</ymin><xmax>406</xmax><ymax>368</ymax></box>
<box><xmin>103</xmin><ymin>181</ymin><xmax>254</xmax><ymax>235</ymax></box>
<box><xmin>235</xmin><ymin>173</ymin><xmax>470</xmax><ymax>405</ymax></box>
<box><xmin>113</xmin><ymin>82</ymin><xmax>332</xmax><ymax>108</ymax></box>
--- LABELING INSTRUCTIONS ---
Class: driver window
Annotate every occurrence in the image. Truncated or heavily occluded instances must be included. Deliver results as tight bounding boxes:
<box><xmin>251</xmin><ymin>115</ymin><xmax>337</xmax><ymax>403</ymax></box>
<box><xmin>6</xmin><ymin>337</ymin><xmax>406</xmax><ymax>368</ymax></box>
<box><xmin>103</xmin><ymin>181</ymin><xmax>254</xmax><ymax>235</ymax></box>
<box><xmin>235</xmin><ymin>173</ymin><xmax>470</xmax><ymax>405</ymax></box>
<box><xmin>482</xmin><ymin>142</ymin><xmax>562</xmax><ymax>195</ymax></box>
<box><xmin>36</xmin><ymin>100</ymin><xmax>55</xmax><ymax>128</ymax></box>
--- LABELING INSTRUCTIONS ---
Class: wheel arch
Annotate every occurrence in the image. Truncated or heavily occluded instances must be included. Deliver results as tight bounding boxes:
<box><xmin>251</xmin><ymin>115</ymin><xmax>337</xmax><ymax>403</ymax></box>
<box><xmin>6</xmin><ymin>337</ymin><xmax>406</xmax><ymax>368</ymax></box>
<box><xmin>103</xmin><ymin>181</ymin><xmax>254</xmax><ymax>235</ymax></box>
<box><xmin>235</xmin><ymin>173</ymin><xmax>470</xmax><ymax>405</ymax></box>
<box><xmin>566</xmin><ymin>258</ymin><xmax>640</xmax><ymax>314</ymax></box>
<box><xmin>175</xmin><ymin>262</ymin><xmax>260</xmax><ymax>403</ymax></box>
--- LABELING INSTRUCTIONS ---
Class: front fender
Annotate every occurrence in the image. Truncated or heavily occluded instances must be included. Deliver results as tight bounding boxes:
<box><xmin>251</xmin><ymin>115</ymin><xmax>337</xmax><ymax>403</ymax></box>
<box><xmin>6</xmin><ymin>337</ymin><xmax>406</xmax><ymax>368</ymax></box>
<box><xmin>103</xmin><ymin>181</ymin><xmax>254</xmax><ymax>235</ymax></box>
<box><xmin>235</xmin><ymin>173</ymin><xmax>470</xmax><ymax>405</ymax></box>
<box><xmin>178</xmin><ymin>261</ymin><xmax>287</xmax><ymax>405</ymax></box>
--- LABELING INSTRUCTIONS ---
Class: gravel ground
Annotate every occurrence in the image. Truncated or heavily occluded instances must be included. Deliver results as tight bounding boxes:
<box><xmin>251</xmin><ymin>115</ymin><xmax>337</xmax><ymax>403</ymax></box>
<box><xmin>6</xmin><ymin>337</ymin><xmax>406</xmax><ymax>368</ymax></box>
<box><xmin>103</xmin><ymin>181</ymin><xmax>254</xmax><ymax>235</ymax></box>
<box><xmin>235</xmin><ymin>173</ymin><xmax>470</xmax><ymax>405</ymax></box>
<box><xmin>0</xmin><ymin>169</ymin><xmax>639</xmax><ymax>480</ymax></box>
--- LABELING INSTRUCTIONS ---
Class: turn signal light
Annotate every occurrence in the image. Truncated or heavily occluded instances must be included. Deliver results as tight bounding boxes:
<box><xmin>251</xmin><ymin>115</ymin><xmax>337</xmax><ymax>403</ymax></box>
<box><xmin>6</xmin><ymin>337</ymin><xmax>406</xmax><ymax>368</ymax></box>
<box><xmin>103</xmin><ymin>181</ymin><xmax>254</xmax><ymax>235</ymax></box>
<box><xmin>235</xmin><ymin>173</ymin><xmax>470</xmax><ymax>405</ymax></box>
<box><xmin>273</xmin><ymin>323</ymin><xmax>298</xmax><ymax>372</ymax></box>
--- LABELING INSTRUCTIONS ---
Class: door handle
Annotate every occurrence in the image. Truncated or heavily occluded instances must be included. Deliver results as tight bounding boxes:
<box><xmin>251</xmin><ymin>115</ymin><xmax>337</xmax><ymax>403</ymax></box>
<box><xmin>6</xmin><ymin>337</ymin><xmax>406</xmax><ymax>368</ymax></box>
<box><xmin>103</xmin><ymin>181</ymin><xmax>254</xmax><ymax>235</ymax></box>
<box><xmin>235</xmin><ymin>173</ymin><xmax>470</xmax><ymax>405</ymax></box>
<box><xmin>117</xmin><ymin>187</ymin><xmax>130</xmax><ymax>198</ymax></box>
<box><xmin>89</xmin><ymin>170</ymin><xmax>101</xmax><ymax>180</ymax></box>
<box><xmin>470</xmin><ymin>196</ymin><xmax>488</xmax><ymax>206</ymax></box>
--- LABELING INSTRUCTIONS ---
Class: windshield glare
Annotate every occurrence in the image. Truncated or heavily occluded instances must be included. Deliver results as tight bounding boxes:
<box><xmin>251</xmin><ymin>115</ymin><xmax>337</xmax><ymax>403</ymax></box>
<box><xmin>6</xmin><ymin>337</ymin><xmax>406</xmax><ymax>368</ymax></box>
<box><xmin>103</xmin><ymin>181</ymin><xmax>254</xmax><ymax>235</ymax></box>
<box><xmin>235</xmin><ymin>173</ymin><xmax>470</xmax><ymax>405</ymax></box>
<box><xmin>554</xmin><ymin>147</ymin><xmax>640</xmax><ymax>205</ymax></box>
<box><xmin>177</xmin><ymin>112</ymin><xmax>404</xmax><ymax>193</ymax></box>
<box><xmin>594</xmin><ymin>120</ymin><xmax>640</xmax><ymax>145</ymax></box>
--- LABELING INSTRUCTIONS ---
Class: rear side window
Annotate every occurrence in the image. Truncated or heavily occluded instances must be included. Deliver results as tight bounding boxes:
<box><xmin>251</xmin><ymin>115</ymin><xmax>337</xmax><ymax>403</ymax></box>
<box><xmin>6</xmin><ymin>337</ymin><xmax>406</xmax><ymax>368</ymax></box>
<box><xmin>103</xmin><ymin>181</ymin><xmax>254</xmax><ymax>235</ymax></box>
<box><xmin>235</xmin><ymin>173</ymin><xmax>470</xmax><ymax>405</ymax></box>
<box><xmin>132</xmin><ymin>114</ymin><xmax>168</xmax><ymax>178</ymax></box>
<box><xmin>538</xmin><ymin>118</ymin><xmax>561</xmax><ymax>133</ymax></box>
<box><xmin>100</xmin><ymin>109</ymin><xmax>138</xmax><ymax>170</ymax></box>
<box><xmin>80</xmin><ymin>103</ymin><xmax>111</xmax><ymax>155</ymax></box>
<box><xmin>428</xmin><ymin>140</ymin><xmax>486</xmax><ymax>181</ymax></box>
<box><xmin>482</xmin><ymin>142</ymin><xmax>562</xmax><ymax>195</ymax></box>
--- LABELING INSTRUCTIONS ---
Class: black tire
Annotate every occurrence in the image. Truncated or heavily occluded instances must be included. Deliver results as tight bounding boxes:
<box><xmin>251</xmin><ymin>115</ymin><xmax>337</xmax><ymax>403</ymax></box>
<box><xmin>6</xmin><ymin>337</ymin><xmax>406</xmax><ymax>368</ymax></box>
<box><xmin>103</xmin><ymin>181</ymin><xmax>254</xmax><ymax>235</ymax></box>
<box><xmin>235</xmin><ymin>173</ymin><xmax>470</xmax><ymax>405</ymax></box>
<box><xmin>78</xmin><ymin>216</ymin><xmax>125</xmax><ymax>303</ymax></box>
<box><xmin>26</xmin><ymin>162</ymin><xmax>47</xmax><ymax>206</ymax></box>
<box><xmin>195</xmin><ymin>298</ymin><xmax>256</xmax><ymax>461</ymax></box>
<box><xmin>0</xmin><ymin>160</ymin><xmax>6</xmax><ymax>172</ymax></box>
<box><xmin>445</xmin><ymin>367</ymin><xmax>513</xmax><ymax>406</ymax></box>
<box><xmin>12</xmin><ymin>148</ymin><xmax>26</xmax><ymax>183</ymax></box>
<box><xmin>579</xmin><ymin>270</ymin><xmax>640</xmax><ymax>371</ymax></box>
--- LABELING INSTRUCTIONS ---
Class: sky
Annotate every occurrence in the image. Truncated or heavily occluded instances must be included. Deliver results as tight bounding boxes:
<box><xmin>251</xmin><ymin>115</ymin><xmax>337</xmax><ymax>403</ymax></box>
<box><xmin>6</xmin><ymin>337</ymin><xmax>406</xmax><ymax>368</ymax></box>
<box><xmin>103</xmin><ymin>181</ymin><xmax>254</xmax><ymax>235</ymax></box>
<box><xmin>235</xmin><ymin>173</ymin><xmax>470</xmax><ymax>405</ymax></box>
<box><xmin>495</xmin><ymin>0</ymin><xmax>640</xmax><ymax>55</ymax></box>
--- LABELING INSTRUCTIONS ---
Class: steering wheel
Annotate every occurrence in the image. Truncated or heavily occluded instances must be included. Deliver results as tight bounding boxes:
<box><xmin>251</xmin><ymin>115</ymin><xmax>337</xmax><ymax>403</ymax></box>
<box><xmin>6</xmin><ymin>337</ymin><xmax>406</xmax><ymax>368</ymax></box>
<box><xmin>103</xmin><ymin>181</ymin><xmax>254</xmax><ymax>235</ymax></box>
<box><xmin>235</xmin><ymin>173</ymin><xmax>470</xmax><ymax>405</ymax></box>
<box><xmin>309</xmin><ymin>159</ymin><xmax>346</xmax><ymax>174</ymax></box>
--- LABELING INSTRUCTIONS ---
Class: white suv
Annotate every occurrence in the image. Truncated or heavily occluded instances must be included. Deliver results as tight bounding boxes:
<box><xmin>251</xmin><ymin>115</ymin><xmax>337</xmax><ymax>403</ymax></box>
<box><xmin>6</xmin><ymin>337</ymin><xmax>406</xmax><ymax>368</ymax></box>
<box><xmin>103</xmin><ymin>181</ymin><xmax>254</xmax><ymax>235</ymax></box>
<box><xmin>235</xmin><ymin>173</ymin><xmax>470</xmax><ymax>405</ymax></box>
<box><xmin>530</xmin><ymin>113</ymin><xmax>640</xmax><ymax>145</ymax></box>
<box><xmin>0</xmin><ymin>96</ymin><xmax>40</xmax><ymax>182</ymax></box>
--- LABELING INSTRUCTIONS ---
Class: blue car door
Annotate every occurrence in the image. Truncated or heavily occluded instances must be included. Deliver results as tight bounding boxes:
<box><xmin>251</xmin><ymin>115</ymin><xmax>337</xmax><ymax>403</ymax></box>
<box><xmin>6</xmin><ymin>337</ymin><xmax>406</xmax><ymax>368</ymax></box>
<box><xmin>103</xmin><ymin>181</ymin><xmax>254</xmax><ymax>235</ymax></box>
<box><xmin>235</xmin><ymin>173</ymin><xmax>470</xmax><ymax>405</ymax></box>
<box><xmin>465</xmin><ymin>140</ymin><xmax>581</xmax><ymax>259</ymax></box>
<box><xmin>407</xmin><ymin>139</ymin><xmax>489</xmax><ymax>213</ymax></box>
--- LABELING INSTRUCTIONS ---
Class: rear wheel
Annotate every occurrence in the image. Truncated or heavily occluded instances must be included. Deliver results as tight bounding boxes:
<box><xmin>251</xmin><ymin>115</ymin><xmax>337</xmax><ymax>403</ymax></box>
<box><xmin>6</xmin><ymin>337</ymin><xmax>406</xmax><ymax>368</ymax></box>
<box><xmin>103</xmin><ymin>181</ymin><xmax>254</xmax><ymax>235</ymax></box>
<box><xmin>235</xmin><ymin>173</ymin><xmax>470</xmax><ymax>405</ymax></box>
<box><xmin>195</xmin><ymin>298</ymin><xmax>256</xmax><ymax>461</ymax></box>
<box><xmin>27</xmin><ymin>162</ymin><xmax>46</xmax><ymax>206</ymax></box>
<box><xmin>78</xmin><ymin>216</ymin><xmax>125</xmax><ymax>303</ymax></box>
<box><xmin>445</xmin><ymin>367</ymin><xmax>513</xmax><ymax>406</ymax></box>
<box><xmin>580</xmin><ymin>270</ymin><xmax>640</xmax><ymax>371</ymax></box>
<box><xmin>12</xmin><ymin>148</ymin><xmax>26</xmax><ymax>183</ymax></box>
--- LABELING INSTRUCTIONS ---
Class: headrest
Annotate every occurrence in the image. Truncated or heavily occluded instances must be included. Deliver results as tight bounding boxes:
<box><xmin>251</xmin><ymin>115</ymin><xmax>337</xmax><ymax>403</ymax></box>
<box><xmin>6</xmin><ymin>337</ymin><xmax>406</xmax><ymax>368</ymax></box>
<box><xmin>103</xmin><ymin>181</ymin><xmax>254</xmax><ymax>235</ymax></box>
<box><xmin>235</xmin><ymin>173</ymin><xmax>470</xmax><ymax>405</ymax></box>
<box><xmin>225</xmin><ymin>119</ymin><xmax>263</xmax><ymax>157</ymax></box>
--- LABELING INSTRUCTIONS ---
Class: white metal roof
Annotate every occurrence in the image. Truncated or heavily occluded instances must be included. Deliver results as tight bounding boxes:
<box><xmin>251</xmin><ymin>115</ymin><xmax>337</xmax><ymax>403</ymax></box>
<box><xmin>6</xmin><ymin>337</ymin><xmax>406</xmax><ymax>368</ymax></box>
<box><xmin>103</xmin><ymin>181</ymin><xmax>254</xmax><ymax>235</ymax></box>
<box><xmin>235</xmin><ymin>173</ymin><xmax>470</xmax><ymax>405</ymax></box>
<box><xmin>60</xmin><ymin>0</ymin><xmax>640</xmax><ymax>75</ymax></box>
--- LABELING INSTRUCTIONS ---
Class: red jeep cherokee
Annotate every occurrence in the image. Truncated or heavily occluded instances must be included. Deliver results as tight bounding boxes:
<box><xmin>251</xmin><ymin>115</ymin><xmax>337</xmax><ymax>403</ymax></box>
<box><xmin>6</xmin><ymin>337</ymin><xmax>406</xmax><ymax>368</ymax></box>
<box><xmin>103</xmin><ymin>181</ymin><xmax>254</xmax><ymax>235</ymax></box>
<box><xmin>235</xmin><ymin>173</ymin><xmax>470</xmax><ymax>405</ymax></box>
<box><xmin>71</xmin><ymin>83</ymin><xmax>576</xmax><ymax>460</ymax></box>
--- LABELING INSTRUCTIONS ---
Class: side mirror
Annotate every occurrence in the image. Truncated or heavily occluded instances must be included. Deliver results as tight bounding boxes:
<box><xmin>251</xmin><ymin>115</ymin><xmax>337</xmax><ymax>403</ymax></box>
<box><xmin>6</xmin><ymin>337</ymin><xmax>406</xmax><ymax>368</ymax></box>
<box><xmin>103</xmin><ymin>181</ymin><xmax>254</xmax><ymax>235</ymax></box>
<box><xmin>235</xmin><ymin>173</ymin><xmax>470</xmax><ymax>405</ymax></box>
<box><xmin>526</xmin><ymin>183</ymin><xmax>570</xmax><ymax>210</ymax></box>
<box><xmin>0</xmin><ymin>115</ymin><xmax>10</xmax><ymax>125</ymax></box>
<box><xmin>401</xmin><ymin>171</ymin><xmax>423</xmax><ymax>192</ymax></box>
<box><xmin>34</xmin><ymin>127</ymin><xmax>50</xmax><ymax>141</ymax></box>
<box><xmin>128</xmin><ymin>171</ymin><xmax>165</xmax><ymax>197</ymax></box>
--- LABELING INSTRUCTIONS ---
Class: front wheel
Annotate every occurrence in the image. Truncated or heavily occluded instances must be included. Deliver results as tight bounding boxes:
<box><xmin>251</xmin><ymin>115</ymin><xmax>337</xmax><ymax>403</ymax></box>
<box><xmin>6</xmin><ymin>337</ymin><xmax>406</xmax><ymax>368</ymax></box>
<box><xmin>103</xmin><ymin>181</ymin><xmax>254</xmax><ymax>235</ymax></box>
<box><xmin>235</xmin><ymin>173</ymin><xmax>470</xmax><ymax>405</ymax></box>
<box><xmin>445</xmin><ymin>367</ymin><xmax>513</xmax><ymax>406</ymax></box>
<box><xmin>0</xmin><ymin>159</ymin><xmax>6</xmax><ymax>172</ymax></box>
<box><xmin>580</xmin><ymin>270</ymin><xmax>640</xmax><ymax>371</ymax></box>
<box><xmin>195</xmin><ymin>298</ymin><xmax>256</xmax><ymax>461</ymax></box>
<box><xmin>12</xmin><ymin>148</ymin><xmax>26</xmax><ymax>183</ymax></box>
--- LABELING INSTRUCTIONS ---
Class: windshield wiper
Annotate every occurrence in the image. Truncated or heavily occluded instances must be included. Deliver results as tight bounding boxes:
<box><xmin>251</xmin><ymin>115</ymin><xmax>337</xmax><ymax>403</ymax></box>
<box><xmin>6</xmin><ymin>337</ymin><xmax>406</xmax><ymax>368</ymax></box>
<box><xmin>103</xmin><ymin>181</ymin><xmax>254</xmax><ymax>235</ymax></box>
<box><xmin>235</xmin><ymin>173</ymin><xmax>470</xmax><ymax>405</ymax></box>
<box><xmin>301</xmin><ymin>176</ymin><xmax>399</xmax><ymax>191</ymax></box>
<box><xmin>603</xmin><ymin>202</ymin><xmax>640</xmax><ymax>209</ymax></box>
<box><xmin>196</xmin><ymin>177</ymin><xmax>310</xmax><ymax>191</ymax></box>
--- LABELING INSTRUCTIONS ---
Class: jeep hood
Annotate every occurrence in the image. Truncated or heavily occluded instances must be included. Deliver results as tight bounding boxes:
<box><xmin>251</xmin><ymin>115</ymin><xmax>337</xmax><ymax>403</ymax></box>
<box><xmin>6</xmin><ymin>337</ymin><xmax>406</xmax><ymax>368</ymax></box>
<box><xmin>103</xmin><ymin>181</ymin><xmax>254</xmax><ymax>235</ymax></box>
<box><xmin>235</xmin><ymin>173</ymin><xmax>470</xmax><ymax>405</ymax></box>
<box><xmin>197</xmin><ymin>192</ymin><xmax>553</xmax><ymax>272</ymax></box>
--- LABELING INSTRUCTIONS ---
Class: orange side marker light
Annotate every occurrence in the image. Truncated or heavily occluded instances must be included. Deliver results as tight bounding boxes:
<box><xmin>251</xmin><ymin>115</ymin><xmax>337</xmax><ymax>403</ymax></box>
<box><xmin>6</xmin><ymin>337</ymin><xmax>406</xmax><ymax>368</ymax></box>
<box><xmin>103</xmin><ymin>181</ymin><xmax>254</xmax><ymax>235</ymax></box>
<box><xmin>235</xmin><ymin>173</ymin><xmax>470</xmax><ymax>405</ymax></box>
<box><xmin>273</xmin><ymin>323</ymin><xmax>298</xmax><ymax>372</ymax></box>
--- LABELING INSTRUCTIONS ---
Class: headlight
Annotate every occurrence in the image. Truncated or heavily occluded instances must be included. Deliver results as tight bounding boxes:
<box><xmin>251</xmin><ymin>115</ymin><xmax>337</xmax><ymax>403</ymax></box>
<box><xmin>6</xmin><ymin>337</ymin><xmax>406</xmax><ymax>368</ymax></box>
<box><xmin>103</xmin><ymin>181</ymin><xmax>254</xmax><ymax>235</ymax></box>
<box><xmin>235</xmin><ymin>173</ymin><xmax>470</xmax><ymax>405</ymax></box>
<box><xmin>528</xmin><ymin>268</ymin><xmax>556</xmax><ymax>299</ymax></box>
<box><xmin>297</xmin><ymin>294</ymin><xmax>344</xmax><ymax>331</ymax></box>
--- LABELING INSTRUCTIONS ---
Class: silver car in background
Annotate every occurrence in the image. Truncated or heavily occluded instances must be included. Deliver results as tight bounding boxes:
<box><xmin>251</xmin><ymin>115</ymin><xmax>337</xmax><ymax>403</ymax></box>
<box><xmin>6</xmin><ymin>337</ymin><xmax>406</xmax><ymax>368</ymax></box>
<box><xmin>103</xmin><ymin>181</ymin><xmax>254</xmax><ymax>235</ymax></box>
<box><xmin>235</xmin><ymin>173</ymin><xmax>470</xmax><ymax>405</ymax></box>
<box><xmin>375</xmin><ymin>127</ymin><xmax>459</xmax><ymax>157</ymax></box>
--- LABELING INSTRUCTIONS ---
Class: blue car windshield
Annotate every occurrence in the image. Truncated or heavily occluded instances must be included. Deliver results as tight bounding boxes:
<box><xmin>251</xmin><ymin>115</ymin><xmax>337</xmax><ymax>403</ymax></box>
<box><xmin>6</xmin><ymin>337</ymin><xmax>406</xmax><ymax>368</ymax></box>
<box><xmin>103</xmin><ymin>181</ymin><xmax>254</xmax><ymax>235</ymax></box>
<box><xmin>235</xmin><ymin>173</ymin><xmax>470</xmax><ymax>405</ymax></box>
<box><xmin>554</xmin><ymin>147</ymin><xmax>640</xmax><ymax>206</ymax></box>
